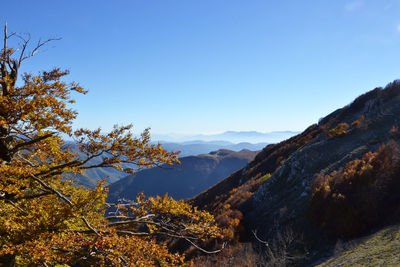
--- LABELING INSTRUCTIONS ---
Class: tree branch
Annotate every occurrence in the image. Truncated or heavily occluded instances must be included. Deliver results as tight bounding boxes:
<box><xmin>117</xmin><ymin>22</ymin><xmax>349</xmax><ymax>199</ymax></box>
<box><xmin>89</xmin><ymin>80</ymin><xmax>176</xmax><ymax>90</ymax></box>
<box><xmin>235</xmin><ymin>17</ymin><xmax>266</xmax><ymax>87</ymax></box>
<box><xmin>19</xmin><ymin>36</ymin><xmax>61</xmax><ymax>63</ymax></box>
<box><xmin>184</xmin><ymin>238</ymin><xmax>226</xmax><ymax>254</ymax></box>
<box><xmin>252</xmin><ymin>229</ymin><xmax>270</xmax><ymax>247</ymax></box>
<box><xmin>5</xmin><ymin>199</ymin><xmax>28</xmax><ymax>215</ymax></box>
<box><xmin>30</xmin><ymin>174</ymin><xmax>101</xmax><ymax>238</ymax></box>
<box><xmin>11</xmin><ymin>133</ymin><xmax>54</xmax><ymax>154</ymax></box>
<box><xmin>82</xmin><ymin>216</ymin><xmax>100</xmax><ymax>237</ymax></box>
<box><xmin>30</xmin><ymin>174</ymin><xmax>73</xmax><ymax>206</ymax></box>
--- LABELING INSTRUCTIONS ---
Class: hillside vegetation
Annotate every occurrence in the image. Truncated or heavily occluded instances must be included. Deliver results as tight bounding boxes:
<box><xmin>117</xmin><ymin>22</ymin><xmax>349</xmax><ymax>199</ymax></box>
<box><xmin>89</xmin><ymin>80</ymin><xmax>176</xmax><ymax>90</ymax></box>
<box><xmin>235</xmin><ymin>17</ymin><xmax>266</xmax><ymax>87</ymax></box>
<box><xmin>189</xmin><ymin>81</ymin><xmax>400</xmax><ymax>266</ymax></box>
<box><xmin>317</xmin><ymin>223</ymin><xmax>400</xmax><ymax>266</ymax></box>
<box><xmin>0</xmin><ymin>27</ymin><xmax>222</xmax><ymax>266</ymax></box>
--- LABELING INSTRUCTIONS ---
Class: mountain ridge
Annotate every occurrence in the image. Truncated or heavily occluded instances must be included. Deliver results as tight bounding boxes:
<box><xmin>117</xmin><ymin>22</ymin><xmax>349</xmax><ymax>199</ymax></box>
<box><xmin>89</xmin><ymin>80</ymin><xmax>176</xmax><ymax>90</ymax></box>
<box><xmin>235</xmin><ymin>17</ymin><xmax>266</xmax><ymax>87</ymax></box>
<box><xmin>153</xmin><ymin>130</ymin><xmax>299</xmax><ymax>144</ymax></box>
<box><xmin>107</xmin><ymin>149</ymin><xmax>258</xmax><ymax>201</ymax></box>
<box><xmin>189</xmin><ymin>80</ymin><xmax>400</xmax><ymax>265</ymax></box>
<box><xmin>67</xmin><ymin>140</ymin><xmax>268</xmax><ymax>188</ymax></box>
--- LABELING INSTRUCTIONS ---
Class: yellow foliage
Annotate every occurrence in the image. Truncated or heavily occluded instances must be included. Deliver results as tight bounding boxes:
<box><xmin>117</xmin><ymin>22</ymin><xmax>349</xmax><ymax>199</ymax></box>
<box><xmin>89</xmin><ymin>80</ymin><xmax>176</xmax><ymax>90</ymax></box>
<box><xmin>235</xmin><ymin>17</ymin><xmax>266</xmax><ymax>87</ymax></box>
<box><xmin>0</xmin><ymin>26</ymin><xmax>220</xmax><ymax>266</ymax></box>
<box><xmin>328</xmin><ymin>122</ymin><xmax>350</xmax><ymax>138</ymax></box>
<box><xmin>259</xmin><ymin>173</ymin><xmax>271</xmax><ymax>184</ymax></box>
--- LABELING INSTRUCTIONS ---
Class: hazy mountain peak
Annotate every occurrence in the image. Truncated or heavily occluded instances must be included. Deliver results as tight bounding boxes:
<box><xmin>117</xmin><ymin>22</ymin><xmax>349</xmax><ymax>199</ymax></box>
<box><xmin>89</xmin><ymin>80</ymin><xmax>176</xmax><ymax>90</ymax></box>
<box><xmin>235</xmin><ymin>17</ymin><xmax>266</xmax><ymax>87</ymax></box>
<box><xmin>153</xmin><ymin>130</ymin><xmax>299</xmax><ymax>144</ymax></box>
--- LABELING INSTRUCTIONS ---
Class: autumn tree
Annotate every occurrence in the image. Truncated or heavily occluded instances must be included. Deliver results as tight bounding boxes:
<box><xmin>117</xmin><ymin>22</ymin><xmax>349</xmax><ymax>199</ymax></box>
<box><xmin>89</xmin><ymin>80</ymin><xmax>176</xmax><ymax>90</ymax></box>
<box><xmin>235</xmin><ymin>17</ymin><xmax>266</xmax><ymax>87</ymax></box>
<box><xmin>0</xmin><ymin>24</ymin><xmax>222</xmax><ymax>266</ymax></box>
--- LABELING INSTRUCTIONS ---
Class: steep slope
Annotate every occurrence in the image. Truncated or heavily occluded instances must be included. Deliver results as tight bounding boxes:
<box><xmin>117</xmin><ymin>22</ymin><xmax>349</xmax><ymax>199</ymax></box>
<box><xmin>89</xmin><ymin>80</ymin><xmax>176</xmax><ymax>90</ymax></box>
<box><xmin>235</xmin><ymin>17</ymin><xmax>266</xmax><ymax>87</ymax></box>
<box><xmin>190</xmin><ymin>81</ymin><xmax>400</xmax><ymax>265</ymax></box>
<box><xmin>107</xmin><ymin>149</ymin><xmax>258</xmax><ymax>201</ymax></box>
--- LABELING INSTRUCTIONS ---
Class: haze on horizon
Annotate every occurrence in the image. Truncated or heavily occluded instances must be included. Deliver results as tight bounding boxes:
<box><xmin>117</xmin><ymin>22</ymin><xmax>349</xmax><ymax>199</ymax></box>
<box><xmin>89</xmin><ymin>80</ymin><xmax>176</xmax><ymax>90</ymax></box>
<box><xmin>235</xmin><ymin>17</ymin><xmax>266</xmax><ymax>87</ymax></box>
<box><xmin>2</xmin><ymin>1</ymin><xmax>400</xmax><ymax>136</ymax></box>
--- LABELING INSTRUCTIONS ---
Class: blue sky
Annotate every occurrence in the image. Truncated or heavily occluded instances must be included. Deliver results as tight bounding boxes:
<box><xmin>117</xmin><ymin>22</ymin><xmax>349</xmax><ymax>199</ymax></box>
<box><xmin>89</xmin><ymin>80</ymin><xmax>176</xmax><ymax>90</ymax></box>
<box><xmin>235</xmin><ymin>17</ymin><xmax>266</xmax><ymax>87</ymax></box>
<box><xmin>2</xmin><ymin>1</ymin><xmax>400</xmax><ymax>135</ymax></box>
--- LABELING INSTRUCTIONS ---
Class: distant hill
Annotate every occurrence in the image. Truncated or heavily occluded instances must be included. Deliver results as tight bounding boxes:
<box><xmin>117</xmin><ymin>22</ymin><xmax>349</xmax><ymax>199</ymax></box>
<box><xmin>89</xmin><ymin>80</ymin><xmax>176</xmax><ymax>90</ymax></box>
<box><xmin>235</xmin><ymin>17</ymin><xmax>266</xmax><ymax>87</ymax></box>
<box><xmin>62</xmin><ymin>142</ymin><xmax>130</xmax><ymax>188</ymax></box>
<box><xmin>107</xmin><ymin>149</ymin><xmax>258</xmax><ymax>201</ymax></box>
<box><xmin>153</xmin><ymin>130</ymin><xmax>299</xmax><ymax>144</ymax></box>
<box><xmin>64</xmin><ymin>167</ymin><xmax>128</xmax><ymax>188</ymax></box>
<box><xmin>68</xmin><ymin>141</ymin><xmax>268</xmax><ymax>188</ymax></box>
<box><xmin>158</xmin><ymin>140</ymin><xmax>269</xmax><ymax>157</ymax></box>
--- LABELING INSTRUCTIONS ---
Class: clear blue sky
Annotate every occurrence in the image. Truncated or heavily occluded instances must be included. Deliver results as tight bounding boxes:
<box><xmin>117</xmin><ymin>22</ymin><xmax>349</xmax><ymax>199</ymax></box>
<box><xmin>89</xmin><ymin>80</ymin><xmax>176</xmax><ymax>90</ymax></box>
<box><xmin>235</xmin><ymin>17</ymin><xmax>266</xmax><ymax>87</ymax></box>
<box><xmin>2</xmin><ymin>1</ymin><xmax>400</xmax><ymax>135</ymax></box>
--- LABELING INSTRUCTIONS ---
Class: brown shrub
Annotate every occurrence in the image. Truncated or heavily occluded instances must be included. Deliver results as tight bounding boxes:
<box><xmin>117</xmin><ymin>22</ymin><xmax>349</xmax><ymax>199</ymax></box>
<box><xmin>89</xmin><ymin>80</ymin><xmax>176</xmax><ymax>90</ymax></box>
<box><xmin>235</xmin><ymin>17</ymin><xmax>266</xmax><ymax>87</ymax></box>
<box><xmin>309</xmin><ymin>142</ymin><xmax>400</xmax><ymax>238</ymax></box>
<box><xmin>390</xmin><ymin>125</ymin><xmax>400</xmax><ymax>139</ymax></box>
<box><xmin>186</xmin><ymin>124</ymin><xmax>321</xmax><ymax>261</ymax></box>
<box><xmin>192</xmin><ymin>243</ymin><xmax>262</xmax><ymax>267</ymax></box>
<box><xmin>351</xmin><ymin>115</ymin><xmax>365</xmax><ymax>128</ymax></box>
<box><xmin>213</xmin><ymin>178</ymin><xmax>260</xmax><ymax>242</ymax></box>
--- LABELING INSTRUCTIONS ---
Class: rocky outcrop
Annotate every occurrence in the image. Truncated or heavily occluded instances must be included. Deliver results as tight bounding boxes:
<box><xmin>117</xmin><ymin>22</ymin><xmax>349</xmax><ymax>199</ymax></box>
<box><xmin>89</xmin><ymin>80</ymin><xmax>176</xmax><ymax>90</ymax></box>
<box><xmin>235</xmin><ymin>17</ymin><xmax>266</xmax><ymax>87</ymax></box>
<box><xmin>246</xmin><ymin>81</ymin><xmax>400</xmax><ymax>262</ymax></box>
<box><xmin>191</xmin><ymin>81</ymin><xmax>400</xmax><ymax>265</ymax></box>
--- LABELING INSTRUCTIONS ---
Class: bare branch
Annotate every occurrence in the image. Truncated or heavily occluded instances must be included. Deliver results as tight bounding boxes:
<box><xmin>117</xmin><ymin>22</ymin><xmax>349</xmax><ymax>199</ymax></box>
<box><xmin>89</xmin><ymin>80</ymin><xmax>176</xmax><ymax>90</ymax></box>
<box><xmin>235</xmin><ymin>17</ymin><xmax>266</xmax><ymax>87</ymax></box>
<box><xmin>82</xmin><ymin>216</ymin><xmax>100</xmax><ymax>237</ymax></box>
<box><xmin>20</xmin><ymin>37</ymin><xmax>61</xmax><ymax>62</ymax></box>
<box><xmin>3</xmin><ymin>22</ymin><xmax>7</xmax><ymax>53</ymax></box>
<box><xmin>5</xmin><ymin>199</ymin><xmax>28</xmax><ymax>215</ymax></box>
<box><xmin>116</xmin><ymin>230</ymin><xmax>150</xmax><ymax>236</ymax></box>
<box><xmin>105</xmin><ymin>214</ymin><xmax>155</xmax><ymax>221</ymax></box>
<box><xmin>16</xmin><ymin>33</ymin><xmax>30</xmax><ymax>65</ymax></box>
<box><xmin>18</xmin><ymin>155</ymin><xmax>39</xmax><ymax>167</ymax></box>
<box><xmin>13</xmin><ymin>191</ymin><xmax>52</xmax><ymax>201</ymax></box>
<box><xmin>184</xmin><ymin>238</ymin><xmax>226</xmax><ymax>254</ymax></box>
<box><xmin>3</xmin><ymin>22</ymin><xmax>17</xmax><ymax>42</ymax></box>
<box><xmin>29</xmin><ymin>174</ymin><xmax>102</xmax><ymax>238</ymax></box>
<box><xmin>105</xmin><ymin>219</ymin><xmax>160</xmax><ymax>227</ymax></box>
<box><xmin>252</xmin><ymin>229</ymin><xmax>270</xmax><ymax>247</ymax></box>
<box><xmin>30</xmin><ymin>174</ymin><xmax>73</xmax><ymax>206</ymax></box>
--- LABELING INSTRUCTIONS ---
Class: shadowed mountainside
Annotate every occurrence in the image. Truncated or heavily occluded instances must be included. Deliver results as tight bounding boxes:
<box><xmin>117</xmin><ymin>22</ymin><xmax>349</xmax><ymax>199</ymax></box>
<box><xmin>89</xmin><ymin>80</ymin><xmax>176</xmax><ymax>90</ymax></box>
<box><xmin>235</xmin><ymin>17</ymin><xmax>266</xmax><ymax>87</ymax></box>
<box><xmin>107</xmin><ymin>149</ymin><xmax>258</xmax><ymax>201</ymax></box>
<box><xmin>66</xmin><ymin>141</ymin><xmax>266</xmax><ymax>188</ymax></box>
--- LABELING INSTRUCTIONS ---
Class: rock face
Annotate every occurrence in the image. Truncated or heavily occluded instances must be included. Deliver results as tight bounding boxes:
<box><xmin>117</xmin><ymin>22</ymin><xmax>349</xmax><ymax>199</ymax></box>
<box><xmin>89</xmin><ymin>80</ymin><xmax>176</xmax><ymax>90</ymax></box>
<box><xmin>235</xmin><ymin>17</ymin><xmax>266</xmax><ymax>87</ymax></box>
<box><xmin>190</xmin><ymin>81</ymin><xmax>400</xmax><ymax>264</ymax></box>
<box><xmin>248</xmin><ymin>83</ymin><xmax>400</xmax><ymax>244</ymax></box>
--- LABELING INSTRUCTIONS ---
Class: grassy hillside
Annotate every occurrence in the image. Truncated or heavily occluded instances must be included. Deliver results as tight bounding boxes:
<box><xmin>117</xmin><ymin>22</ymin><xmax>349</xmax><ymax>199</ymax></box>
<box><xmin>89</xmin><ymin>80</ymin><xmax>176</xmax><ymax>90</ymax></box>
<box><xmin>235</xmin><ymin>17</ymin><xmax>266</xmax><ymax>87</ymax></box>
<box><xmin>317</xmin><ymin>224</ymin><xmax>400</xmax><ymax>266</ymax></box>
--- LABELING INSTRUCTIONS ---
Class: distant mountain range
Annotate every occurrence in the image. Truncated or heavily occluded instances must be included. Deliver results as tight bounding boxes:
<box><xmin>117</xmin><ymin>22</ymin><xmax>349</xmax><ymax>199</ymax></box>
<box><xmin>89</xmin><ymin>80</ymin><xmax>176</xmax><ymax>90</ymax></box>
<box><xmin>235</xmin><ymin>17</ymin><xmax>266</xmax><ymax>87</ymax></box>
<box><xmin>157</xmin><ymin>140</ymin><xmax>269</xmax><ymax>157</ymax></box>
<box><xmin>153</xmin><ymin>130</ymin><xmax>299</xmax><ymax>144</ymax></box>
<box><xmin>69</xmin><ymin>140</ymin><xmax>269</xmax><ymax>188</ymax></box>
<box><xmin>68</xmin><ymin>132</ymin><xmax>296</xmax><ymax>189</ymax></box>
<box><xmin>107</xmin><ymin>149</ymin><xmax>258</xmax><ymax>201</ymax></box>
<box><xmin>62</xmin><ymin>142</ymin><xmax>130</xmax><ymax>188</ymax></box>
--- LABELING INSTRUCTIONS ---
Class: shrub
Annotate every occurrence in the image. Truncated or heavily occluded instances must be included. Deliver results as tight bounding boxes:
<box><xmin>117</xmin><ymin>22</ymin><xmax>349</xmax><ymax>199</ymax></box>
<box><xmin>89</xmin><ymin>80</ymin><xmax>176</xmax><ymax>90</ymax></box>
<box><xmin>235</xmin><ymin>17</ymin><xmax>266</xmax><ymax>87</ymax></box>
<box><xmin>327</xmin><ymin>123</ymin><xmax>350</xmax><ymax>138</ymax></box>
<box><xmin>192</xmin><ymin>242</ymin><xmax>262</xmax><ymax>267</ymax></box>
<box><xmin>260</xmin><ymin>173</ymin><xmax>272</xmax><ymax>184</ymax></box>
<box><xmin>309</xmin><ymin>142</ymin><xmax>400</xmax><ymax>237</ymax></box>
<box><xmin>390</xmin><ymin>125</ymin><xmax>400</xmax><ymax>139</ymax></box>
<box><xmin>351</xmin><ymin>115</ymin><xmax>365</xmax><ymax>128</ymax></box>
